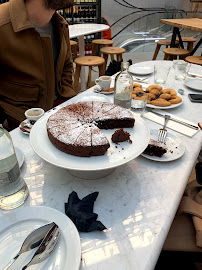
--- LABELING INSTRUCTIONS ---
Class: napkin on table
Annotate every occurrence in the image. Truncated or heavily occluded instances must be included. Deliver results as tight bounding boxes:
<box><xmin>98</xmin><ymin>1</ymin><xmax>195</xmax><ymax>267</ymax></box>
<box><xmin>143</xmin><ymin>109</ymin><xmax>200</xmax><ymax>137</ymax></box>
<box><xmin>65</xmin><ymin>191</ymin><xmax>107</xmax><ymax>232</ymax></box>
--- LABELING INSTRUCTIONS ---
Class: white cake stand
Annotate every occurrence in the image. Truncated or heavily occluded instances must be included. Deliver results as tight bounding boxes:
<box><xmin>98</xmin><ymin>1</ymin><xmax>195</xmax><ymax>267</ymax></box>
<box><xmin>30</xmin><ymin>111</ymin><xmax>150</xmax><ymax>180</ymax></box>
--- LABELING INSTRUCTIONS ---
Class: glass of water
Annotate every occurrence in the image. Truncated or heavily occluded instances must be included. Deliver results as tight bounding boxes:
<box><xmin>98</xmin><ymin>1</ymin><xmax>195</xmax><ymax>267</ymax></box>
<box><xmin>175</xmin><ymin>61</ymin><xmax>189</xmax><ymax>80</ymax></box>
<box><xmin>131</xmin><ymin>93</ymin><xmax>149</xmax><ymax>117</ymax></box>
<box><xmin>154</xmin><ymin>65</ymin><xmax>170</xmax><ymax>84</ymax></box>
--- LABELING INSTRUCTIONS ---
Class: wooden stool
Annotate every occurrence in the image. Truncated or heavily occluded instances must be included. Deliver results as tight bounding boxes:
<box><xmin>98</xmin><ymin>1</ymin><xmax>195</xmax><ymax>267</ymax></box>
<box><xmin>74</xmin><ymin>56</ymin><xmax>105</xmax><ymax>91</ymax></box>
<box><xmin>92</xmin><ymin>39</ymin><xmax>114</xmax><ymax>56</ymax></box>
<box><xmin>176</xmin><ymin>37</ymin><xmax>197</xmax><ymax>51</ymax></box>
<box><xmin>163</xmin><ymin>48</ymin><xmax>190</xmax><ymax>60</ymax></box>
<box><xmin>152</xmin><ymin>39</ymin><xmax>178</xmax><ymax>60</ymax></box>
<box><xmin>185</xmin><ymin>56</ymin><xmax>202</xmax><ymax>66</ymax></box>
<box><xmin>100</xmin><ymin>47</ymin><xmax>126</xmax><ymax>68</ymax></box>
<box><xmin>70</xmin><ymin>40</ymin><xmax>78</xmax><ymax>60</ymax></box>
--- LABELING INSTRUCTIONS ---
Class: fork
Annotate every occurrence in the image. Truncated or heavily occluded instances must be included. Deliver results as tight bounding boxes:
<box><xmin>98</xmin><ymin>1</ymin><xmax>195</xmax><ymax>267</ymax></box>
<box><xmin>157</xmin><ymin>115</ymin><xmax>170</xmax><ymax>143</ymax></box>
<box><xmin>133</xmin><ymin>76</ymin><xmax>149</xmax><ymax>82</ymax></box>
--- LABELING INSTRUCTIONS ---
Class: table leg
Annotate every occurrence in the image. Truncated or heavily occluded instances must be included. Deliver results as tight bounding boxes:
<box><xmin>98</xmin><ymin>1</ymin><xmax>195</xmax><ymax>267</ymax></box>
<box><xmin>171</xmin><ymin>27</ymin><xmax>184</xmax><ymax>49</ymax></box>
<box><xmin>78</xmin><ymin>35</ymin><xmax>86</xmax><ymax>91</ymax></box>
<box><xmin>189</xmin><ymin>38</ymin><xmax>202</xmax><ymax>56</ymax></box>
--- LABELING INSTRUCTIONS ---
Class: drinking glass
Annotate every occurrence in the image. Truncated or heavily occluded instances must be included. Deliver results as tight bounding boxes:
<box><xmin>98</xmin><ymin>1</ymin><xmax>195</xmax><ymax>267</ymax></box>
<box><xmin>131</xmin><ymin>93</ymin><xmax>149</xmax><ymax>117</ymax></box>
<box><xmin>154</xmin><ymin>66</ymin><xmax>170</xmax><ymax>84</ymax></box>
<box><xmin>175</xmin><ymin>61</ymin><xmax>189</xmax><ymax>80</ymax></box>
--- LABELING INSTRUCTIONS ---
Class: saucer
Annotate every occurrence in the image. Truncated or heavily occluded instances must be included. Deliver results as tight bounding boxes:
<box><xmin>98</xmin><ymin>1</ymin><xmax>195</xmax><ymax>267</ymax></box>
<box><xmin>19</xmin><ymin>119</ymin><xmax>32</xmax><ymax>135</ymax></box>
<box><xmin>94</xmin><ymin>85</ymin><xmax>114</xmax><ymax>95</ymax></box>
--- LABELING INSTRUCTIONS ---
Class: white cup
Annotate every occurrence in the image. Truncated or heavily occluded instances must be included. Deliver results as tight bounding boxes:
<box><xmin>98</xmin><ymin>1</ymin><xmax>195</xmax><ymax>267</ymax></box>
<box><xmin>95</xmin><ymin>76</ymin><xmax>111</xmax><ymax>91</ymax></box>
<box><xmin>25</xmin><ymin>108</ymin><xmax>44</xmax><ymax>125</ymax></box>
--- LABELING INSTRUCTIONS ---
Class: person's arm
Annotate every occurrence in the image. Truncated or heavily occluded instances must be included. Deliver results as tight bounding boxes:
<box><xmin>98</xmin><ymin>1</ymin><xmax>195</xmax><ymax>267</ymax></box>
<box><xmin>59</xmin><ymin>28</ymin><xmax>77</xmax><ymax>97</ymax></box>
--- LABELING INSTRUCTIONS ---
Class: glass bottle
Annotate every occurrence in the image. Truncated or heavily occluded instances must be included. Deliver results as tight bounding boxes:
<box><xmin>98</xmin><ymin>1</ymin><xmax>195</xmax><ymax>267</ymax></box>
<box><xmin>0</xmin><ymin>125</ymin><xmax>29</xmax><ymax>210</ymax></box>
<box><xmin>114</xmin><ymin>62</ymin><xmax>133</xmax><ymax>109</ymax></box>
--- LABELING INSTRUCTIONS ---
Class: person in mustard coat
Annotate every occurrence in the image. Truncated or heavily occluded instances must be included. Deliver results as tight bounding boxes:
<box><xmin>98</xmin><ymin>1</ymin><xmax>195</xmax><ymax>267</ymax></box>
<box><xmin>0</xmin><ymin>0</ymin><xmax>77</xmax><ymax>130</ymax></box>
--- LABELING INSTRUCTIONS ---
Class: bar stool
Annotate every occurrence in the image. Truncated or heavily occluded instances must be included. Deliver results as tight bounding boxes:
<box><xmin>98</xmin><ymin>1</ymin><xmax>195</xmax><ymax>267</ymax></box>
<box><xmin>70</xmin><ymin>40</ymin><xmax>78</xmax><ymax>60</ymax></box>
<box><xmin>100</xmin><ymin>47</ymin><xmax>126</xmax><ymax>68</ymax></box>
<box><xmin>176</xmin><ymin>37</ymin><xmax>197</xmax><ymax>51</ymax></box>
<box><xmin>74</xmin><ymin>56</ymin><xmax>105</xmax><ymax>91</ymax></box>
<box><xmin>92</xmin><ymin>39</ymin><xmax>114</xmax><ymax>56</ymax></box>
<box><xmin>163</xmin><ymin>48</ymin><xmax>190</xmax><ymax>60</ymax></box>
<box><xmin>185</xmin><ymin>56</ymin><xmax>202</xmax><ymax>66</ymax></box>
<box><xmin>152</xmin><ymin>39</ymin><xmax>178</xmax><ymax>60</ymax></box>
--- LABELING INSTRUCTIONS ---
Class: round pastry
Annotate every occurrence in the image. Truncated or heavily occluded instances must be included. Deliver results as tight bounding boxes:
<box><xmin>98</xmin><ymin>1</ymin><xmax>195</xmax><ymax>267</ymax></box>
<box><xmin>133</xmin><ymin>87</ymin><xmax>144</xmax><ymax>92</ymax></box>
<box><xmin>132</xmin><ymin>91</ymin><xmax>148</xmax><ymax>100</ymax></box>
<box><xmin>150</xmin><ymin>89</ymin><xmax>160</xmax><ymax>96</ymax></box>
<box><xmin>161</xmin><ymin>88</ymin><xmax>177</xmax><ymax>96</ymax></box>
<box><xmin>169</xmin><ymin>96</ymin><xmax>182</xmax><ymax>104</ymax></box>
<box><xmin>159</xmin><ymin>93</ymin><xmax>171</xmax><ymax>100</ymax></box>
<box><xmin>147</xmin><ymin>93</ymin><xmax>156</xmax><ymax>101</ymax></box>
<box><xmin>151</xmin><ymin>98</ymin><xmax>171</xmax><ymax>106</ymax></box>
<box><xmin>146</xmin><ymin>85</ymin><xmax>162</xmax><ymax>92</ymax></box>
<box><xmin>133</xmin><ymin>83</ymin><xmax>142</xmax><ymax>88</ymax></box>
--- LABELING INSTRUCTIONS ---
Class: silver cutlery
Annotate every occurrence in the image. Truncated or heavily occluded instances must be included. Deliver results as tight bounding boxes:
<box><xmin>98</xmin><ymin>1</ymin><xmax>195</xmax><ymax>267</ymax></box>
<box><xmin>3</xmin><ymin>222</ymin><xmax>56</xmax><ymax>270</ymax></box>
<box><xmin>20</xmin><ymin>222</ymin><xmax>61</xmax><ymax>270</ymax></box>
<box><xmin>133</xmin><ymin>76</ymin><xmax>149</xmax><ymax>82</ymax></box>
<box><xmin>157</xmin><ymin>115</ymin><xmax>170</xmax><ymax>143</ymax></box>
<box><xmin>148</xmin><ymin>109</ymin><xmax>199</xmax><ymax>130</ymax></box>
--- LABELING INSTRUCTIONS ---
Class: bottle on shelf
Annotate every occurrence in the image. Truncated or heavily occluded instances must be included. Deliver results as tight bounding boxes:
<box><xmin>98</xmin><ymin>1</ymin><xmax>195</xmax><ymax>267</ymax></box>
<box><xmin>114</xmin><ymin>62</ymin><xmax>133</xmax><ymax>109</ymax></box>
<box><xmin>0</xmin><ymin>125</ymin><xmax>29</xmax><ymax>210</ymax></box>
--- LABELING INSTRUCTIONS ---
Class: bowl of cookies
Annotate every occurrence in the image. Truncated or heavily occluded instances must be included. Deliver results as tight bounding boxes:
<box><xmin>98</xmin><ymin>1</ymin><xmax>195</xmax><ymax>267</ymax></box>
<box><xmin>132</xmin><ymin>83</ymin><xmax>183</xmax><ymax>109</ymax></box>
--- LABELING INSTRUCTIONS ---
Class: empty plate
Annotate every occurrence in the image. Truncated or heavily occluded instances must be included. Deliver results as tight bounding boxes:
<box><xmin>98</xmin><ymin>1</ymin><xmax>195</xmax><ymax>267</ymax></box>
<box><xmin>129</xmin><ymin>64</ymin><xmax>153</xmax><ymax>75</ymax></box>
<box><xmin>184</xmin><ymin>78</ymin><xmax>202</xmax><ymax>91</ymax></box>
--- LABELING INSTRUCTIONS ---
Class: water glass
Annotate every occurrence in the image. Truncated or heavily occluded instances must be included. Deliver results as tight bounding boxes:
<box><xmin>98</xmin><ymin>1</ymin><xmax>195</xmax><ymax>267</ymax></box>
<box><xmin>131</xmin><ymin>93</ymin><xmax>148</xmax><ymax>117</ymax></box>
<box><xmin>154</xmin><ymin>66</ymin><xmax>170</xmax><ymax>84</ymax></box>
<box><xmin>175</xmin><ymin>61</ymin><xmax>188</xmax><ymax>80</ymax></box>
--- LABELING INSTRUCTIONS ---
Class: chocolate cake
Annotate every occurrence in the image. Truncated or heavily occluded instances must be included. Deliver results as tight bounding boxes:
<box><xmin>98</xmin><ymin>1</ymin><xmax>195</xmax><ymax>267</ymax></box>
<box><xmin>143</xmin><ymin>144</ymin><xmax>167</xmax><ymax>157</ymax></box>
<box><xmin>111</xmin><ymin>128</ymin><xmax>132</xmax><ymax>144</ymax></box>
<box><xmin>47</xmin><ymin>101</ymin><xmax>135</xmax><ymax>157</ymax></box>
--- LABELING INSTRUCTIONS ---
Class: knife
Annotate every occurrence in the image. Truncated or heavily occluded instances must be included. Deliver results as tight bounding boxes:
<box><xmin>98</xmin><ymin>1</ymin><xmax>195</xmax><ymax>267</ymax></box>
<box><xmin>148</xmin><ymin>109</ymin><xmax>199</xmax><ymax>130</ymax></box>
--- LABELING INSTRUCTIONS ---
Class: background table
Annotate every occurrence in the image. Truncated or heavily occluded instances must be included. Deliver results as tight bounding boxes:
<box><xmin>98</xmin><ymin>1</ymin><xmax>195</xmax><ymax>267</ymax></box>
<box><xmin>69</xmin><ymin>24</ymin><xmax>109</xmax><ymax>91</ymax></box>
<box><xmin>1</xmin><ymin>61</ymin><xmax>202</xmax><ymax>270</ymax></box>
<box><xmin>160</xmin><ymin>18</ymin><xmax>202</xmax><ymax>55</ymax></box>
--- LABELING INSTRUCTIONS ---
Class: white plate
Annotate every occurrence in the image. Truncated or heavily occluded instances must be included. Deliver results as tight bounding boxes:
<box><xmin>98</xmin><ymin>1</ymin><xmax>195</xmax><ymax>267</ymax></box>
<box><xmin>129</xmin><ymin>64</ymin><xmax>153</xmax><ymax>75</ymax></box>
<box><xmin>68</xmin><ymin>93</ymin><xmax>111</xmax><ymax>103</ymax></box>
<box><xmin>15</xmin><ymin>147</ymin><xmax>24</xmax><ymax>167</ymax></box>
<box><xmin>146</xmin><ymin>97</ymin><xmax>183</xmax><ymax>110</ymax></box>
<box><xmin>30</xmin><ymin>113</ymin><xmax>150</xmax><ymax>172</ymax></box>
<box><xmin>184</xmin><ymin>78</ymin><xmax>202</xmax><ymax>91</ymax></box>
<box><xmin>141</xmin><ymin>129</ymin><xmax>185</xmax><ymax>162</ymax></box>
<box><xmin>0</xmin><ymin>206</ymin><xmax>81</xmax><ymax>270</ymax></box>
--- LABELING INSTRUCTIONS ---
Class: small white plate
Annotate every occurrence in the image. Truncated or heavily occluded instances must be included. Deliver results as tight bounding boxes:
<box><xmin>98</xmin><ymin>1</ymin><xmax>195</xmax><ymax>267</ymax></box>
<box><xmin>129</xmin><ymin>64</ymin><xmax>153</xmax><ymax>76</ymax></box>
<box><xmin>141</xmin><ymin>129</ymin><xmax>185</xmax><ymax>162</ymax></box>
<box><xmin>15</xmin><ymin>147</ymin><xmax>24</xmax><ymax>167</ymax></box>
<box><xmin>0</xmin><ymin>206</ymin><xmax>81</xmax><ymax>270</ymax></box>
<box><xmin>184</xmin><ymin>78</ymin><xmax>202</xmax><ymax>91</ymax></box>
<box><xmin>68</xmin><ymin>93</ymin><xmax>111</xmax><ymax>103</ymax></box>
<box><xmin>94</xmin><ymin>86</ymin><xmax>114</xmax><ymax>95</ymax></box>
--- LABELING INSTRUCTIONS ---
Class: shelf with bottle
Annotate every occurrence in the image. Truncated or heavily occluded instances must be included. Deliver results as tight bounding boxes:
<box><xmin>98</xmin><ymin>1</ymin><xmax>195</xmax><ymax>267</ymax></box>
<box><xmin>65</xmin><ymin>5</ymin><xmax>98</xmax><ymax>24</ymax></box>
<box><xmin>74</xmin><ymin>0</ymin><xmax>97</xmax><ymax>4</ymax></box>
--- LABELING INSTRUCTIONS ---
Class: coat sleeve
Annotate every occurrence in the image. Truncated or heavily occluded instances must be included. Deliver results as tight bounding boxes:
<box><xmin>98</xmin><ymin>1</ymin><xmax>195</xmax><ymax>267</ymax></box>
<box><xmin>59</xmin><ymin>27</ymin><xmax>78</xmax><ymax>97</ymax></box>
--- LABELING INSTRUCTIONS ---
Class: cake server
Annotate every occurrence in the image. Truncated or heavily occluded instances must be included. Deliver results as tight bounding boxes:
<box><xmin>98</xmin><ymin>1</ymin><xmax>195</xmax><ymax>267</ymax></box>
<box><xmin>148</xmin><ymin>109</ymin><xmax>199</xmax><ymax>130</ymax></box>
<box><xmin>20</xmin><ymin>222</ymin><xmax>61</xmax><ymax>270</ymax></box>
<box><xmin>3</xmin><ymin>222</ymin><xmax>55</xmax><ymax>270</ymax></box>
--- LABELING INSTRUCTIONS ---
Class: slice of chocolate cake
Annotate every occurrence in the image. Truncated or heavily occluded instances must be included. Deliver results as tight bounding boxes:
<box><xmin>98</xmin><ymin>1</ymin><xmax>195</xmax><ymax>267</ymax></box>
<box><xmin>111</xmin><ymin>128</ymin><xmax>132</xmax><ymax>144</ymax></box>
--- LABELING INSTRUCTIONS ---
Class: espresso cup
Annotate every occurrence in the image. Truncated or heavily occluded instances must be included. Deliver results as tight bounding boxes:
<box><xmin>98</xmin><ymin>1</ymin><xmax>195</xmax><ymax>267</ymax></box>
<box><xmin>25</xmin><ymin>108</ymin><xmax>44</xmax><ymax>125</ymax></box>
<box><xmin>95</xmin><ymin>76</ymin><xmax>111</xmax><ymax>91</ymax></box>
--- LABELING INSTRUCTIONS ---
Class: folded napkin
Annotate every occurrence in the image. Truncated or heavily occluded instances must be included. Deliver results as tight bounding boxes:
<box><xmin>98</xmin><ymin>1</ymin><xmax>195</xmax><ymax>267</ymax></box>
<box><xmin>65</xmin><ymin>191</ymin><xmax>107</xmax><ymax>232</ymax></box>
<box><xmin>143</xmin><ymin>109</ymin><xmax>200</xmax><ymax>137</ymax></box>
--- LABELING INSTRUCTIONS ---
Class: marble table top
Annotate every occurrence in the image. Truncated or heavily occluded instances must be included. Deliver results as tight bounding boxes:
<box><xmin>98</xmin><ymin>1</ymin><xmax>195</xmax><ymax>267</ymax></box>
<box><xmin>69</xmin><ymin>23</ymin><xmax>109</xmax><ymax>39</ymax></box>
<box><xmin>1</xmin><ymin>60</ymin><xmax>202</xmax><ymax>270</ymax></box>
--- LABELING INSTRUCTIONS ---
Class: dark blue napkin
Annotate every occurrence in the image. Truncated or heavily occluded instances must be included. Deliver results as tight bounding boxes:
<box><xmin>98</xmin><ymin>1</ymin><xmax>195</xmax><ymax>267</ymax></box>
<box><xmin>65</xmin><ymin>191</ymin><xmax>107</xmax><ymax>232</ymax></box>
